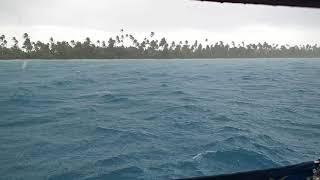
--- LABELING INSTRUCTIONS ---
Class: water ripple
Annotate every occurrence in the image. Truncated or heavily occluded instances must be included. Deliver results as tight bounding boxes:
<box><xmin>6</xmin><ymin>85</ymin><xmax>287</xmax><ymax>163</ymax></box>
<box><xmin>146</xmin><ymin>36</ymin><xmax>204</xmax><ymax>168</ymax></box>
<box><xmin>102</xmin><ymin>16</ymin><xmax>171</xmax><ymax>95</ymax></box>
<box><xmin>0</xmin><ymin>59</ymin><xmax>319</xmax><ymax>180</ymax></box>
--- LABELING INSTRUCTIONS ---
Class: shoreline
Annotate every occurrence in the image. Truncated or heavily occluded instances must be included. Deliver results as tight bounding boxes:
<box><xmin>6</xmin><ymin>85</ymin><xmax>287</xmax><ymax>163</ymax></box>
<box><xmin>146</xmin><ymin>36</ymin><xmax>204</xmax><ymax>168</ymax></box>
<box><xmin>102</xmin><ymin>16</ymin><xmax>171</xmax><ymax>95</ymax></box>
<box><xmin>1</xmin><ymin>57</ymin><xmax>320</xmax><ymax>61</ymax></box>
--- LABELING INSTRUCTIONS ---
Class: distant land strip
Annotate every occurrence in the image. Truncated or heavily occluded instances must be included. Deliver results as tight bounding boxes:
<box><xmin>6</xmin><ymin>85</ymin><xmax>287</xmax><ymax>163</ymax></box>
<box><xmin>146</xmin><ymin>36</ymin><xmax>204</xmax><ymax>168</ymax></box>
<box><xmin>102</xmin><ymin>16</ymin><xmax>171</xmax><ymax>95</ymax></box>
<box><xmin>0</xmin><ymin>32</ymin><xmax>320</xmax><ymax>59</ymax></box>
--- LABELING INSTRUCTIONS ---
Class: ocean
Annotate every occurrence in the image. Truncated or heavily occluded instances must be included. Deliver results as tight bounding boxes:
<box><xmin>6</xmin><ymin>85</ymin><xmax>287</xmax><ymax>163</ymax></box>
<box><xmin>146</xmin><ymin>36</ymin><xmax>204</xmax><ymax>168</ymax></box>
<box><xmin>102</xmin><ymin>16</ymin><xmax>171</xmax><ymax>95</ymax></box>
<box><xmin>0</xmin><ymin>59</ymin><xmax>319</xmax><ymax>180</ymax></box>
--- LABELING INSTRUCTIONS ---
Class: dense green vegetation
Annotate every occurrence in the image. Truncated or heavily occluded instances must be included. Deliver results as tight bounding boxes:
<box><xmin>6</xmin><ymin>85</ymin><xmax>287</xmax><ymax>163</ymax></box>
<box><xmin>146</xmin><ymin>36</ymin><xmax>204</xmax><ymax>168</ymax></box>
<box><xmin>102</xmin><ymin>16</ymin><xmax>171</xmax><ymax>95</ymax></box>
<box><xmin>0</xmin><ymin>31</ymin><xmax>320</xmax><ymax>59</ymax></box>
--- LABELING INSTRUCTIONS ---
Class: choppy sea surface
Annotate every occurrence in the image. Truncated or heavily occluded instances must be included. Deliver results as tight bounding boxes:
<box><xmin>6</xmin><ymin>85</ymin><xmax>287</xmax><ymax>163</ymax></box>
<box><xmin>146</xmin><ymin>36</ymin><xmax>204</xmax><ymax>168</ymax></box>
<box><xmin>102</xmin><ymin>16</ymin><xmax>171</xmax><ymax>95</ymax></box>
<box><xmin>0</xmin><ymin>59</ymin><xmax>319</xmax><ymax>180</ymax></box>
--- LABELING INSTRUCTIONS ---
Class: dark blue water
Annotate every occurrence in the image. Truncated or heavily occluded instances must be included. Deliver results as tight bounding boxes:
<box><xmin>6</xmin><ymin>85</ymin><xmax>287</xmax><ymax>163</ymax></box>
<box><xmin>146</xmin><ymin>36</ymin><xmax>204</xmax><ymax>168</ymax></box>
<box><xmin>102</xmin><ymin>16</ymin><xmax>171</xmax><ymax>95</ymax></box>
<box><xmin>0</xmin><ymin>59</ymin><xmax>319</xmax><ymax>180</ymax></box>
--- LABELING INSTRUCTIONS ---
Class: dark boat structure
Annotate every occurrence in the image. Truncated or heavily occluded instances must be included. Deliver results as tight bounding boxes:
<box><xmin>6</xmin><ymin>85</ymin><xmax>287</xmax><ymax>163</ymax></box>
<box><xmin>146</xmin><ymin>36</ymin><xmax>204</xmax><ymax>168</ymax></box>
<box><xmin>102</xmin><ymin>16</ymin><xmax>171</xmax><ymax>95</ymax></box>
<box><xmin>198</xmin><ymin>0</ymin><xmax>320</xmax><ymax>8</ymax></box>
<box><xmin>177</xmin><ymin>160</ymin><xmax>320</xmax><ymax>180</ymax></box>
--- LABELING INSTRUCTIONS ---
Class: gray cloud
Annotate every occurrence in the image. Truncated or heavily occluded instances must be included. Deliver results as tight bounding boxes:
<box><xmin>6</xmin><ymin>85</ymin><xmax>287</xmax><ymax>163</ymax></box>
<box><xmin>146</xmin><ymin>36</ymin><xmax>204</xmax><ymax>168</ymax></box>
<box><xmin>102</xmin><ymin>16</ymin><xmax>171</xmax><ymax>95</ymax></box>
<box><xmin>0</xmin><ymin>0</ymin><xmax>319</xmax><ymax>44</ymax></box>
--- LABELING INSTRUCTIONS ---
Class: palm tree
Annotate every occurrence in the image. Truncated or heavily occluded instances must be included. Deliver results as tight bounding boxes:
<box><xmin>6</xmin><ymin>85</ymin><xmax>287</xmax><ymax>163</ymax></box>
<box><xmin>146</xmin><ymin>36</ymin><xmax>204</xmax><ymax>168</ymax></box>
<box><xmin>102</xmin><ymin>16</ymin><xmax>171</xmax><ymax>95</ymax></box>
<box><xmin>85</xmin><ymin>37</ymin><xmax>91</xmax><ymax>45</ymax></box>
<box><xmin>115</xmin><ymin>36</ymin><xmax>121</xmax><ymax>46</ymax></box>
<box><xmin>12</xmin><ymin>37</ymin><xmax>19</xmax><ymax>49</ymax></box>
<box><xmin>70</xmin><ymin>40</ymin><xmax>76</xmax><ymax>47</ymax></box>
<box><xmin>23</xmin><ymin>33</ymin><xmax>28</xmax><ymax>40</ymax></box>
<box><xmin>102</xmin><ymin>41</ymin><xmax>106</xmax><ymax>48</ymax></box>
<box><xmin>170</xmin><ymin>41</ymin><xmax>176</xmax><ymax>51</ymax></box>
<box><xmin>108</xmin><ymin>38</ymin><xmax>116</xmax><ymax>48</ymax></box>
<box><xmin>159</xmin><ymin>38</ymin><xmax>167</xmax><ymax>48</ymax></box>
<box><xmin>3</xmin><ymin>40</ymin><xmax>7</xmax><ymax>48</ymax></box>
<box><xmin>22</xmin><ymin>33</ymin><xmax>33</xmax><ymax>53</ymax></box>
<box><xmin>132</xmin><ymin>39</ymin><xmax>138</xmax><ymax>47</ymax></box>
<box><xmin>121</xmin><ymin>35</ymin><xmax>124</xmax><ymax>42</ymax></box>
<box><xmin>0</xmin><ymin>35</ymin><xmax>6</xmax><ymax>48</ymax></box>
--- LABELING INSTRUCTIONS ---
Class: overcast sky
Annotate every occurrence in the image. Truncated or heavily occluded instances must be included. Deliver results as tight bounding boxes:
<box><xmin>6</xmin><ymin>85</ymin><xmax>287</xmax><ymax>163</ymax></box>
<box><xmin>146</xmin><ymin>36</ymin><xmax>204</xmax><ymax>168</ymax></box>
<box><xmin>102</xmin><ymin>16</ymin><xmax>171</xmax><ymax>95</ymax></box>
<box><xmin>1</xmin><ymin>0</ymin><xmax>320</xmax><ymax>45</ymax></box>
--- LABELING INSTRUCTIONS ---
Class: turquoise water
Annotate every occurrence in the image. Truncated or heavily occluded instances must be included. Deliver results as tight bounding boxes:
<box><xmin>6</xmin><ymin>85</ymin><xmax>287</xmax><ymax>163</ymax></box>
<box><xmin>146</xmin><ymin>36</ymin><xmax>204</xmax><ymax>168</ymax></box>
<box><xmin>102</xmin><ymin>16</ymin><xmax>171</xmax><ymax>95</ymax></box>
<box><xmin>0</xmin><ymin>59</ymin><xmax>319</xmax><ymax>180</ymax></box>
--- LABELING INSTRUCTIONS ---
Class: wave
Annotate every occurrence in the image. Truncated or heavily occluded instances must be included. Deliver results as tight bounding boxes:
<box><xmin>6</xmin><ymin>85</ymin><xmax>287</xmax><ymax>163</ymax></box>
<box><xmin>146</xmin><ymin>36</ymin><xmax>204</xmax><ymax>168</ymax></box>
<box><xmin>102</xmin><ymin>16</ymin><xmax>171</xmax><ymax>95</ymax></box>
<box><xmin>37</xmin><ymin>84</ymin><xmax>52</xmax><ymax>89</ymax></box>
<box><xmin>192</xmin><ymin>149</ymin><xmax>278</xmax><ymax>171</ymax></box>
<box><xmin>77</xmin><ymin>90</ymin><xmax>113</xmax><ymax>99</ymax></box>
<box><xmin>230</xmin><ymin>100</ymin><xmax>264</xmax><ymax>108</ymax></box>
<box><xmin>162</xmin><ymin>104</ymin><xmax>210</xmax><ymax>114</ymax></box>
<box><xmin>52</xmin><ymin>80</ymin><xmax>73</xmax><ymax>87</ymax></box>
<box><xmin>99</xmin><ymin>93</ymin><xmax>131</xmax><ymax>103</ymax></box>
<box><xmin>49</xmin><ymin>171</ymin><xmax>82</xmax><ymax>180</ymax></box>
<box><xmin>76</xmin><ymin>91</ymin><xmax>133</xmax><ymax>104</ymax></box>
<box><xmin>143</xmin><ymin>115</ymin><xmax>158</xmax><ymax>121</ymax></box>
<box><xmin>85</xmin><ymin>166</ymin><xmax>144</xmax><ymax>180</ymax></box>
<box><xmin>0</xmin><ymin>118</ymin><xmax>53</xmax><ymax>128</ymax></box>
<box><xmin>76</xmin><ymin>78</ymin><xmax>96</xmax><ymax>84</ymax></box>
<box><xmin>105</xmin><ymin>97</ymin><xmax>130</xmax><ymax>103</ymax></box>
<box><xmin>152</xmin><ymin>161</ymin><xmax>203</xmax><ymax>179</ymax></box>
<box><xmin>94</xmin><ymin>155</ymin><xmax>129</xmax><ymax>167</ymax></box>
<box><xmin>194</xmin><ymin>75</ymin><xmax>210</xmax><ymax>79</ymax></box>
<box><xmin>95</xmin><ymin>127</ymin><xmax>124</xmax><ymax>136</ymax></box>
<box><xmin>215</xmin><ymin>126</ymin><xmax>250</xmax><ymax>134</ymax></box>
<box><xmin>173</xmin><ymin>120</ymin><xmax>206</xmax><ymax>130</ymax></box>
<box><xmin>210</xmin><ymin>115</ymin><xmax>234</xmax><ymax>122</ymax></box>
<box><xmin>94</xmin><ymin>126</ymin><xmax>158</xmax><ymax>143</ymax></box>
<box><xmin>271</xmin><ymin>118</ymin><xmax>320</xmax><ymax>131</ymax></box>
<box><xmin>9</xmin><ymin>87</ymin><xmax>34</xmax><ymax>99</ymax></box>
<box><xmin>1</xmin><ymin>60</ymin><xmax>319</xmax><ymax>180</ymax></box>
<box><xmin>170</xmin><ymin>90</ymin><xmax>189</xmax><ymax>95</ymax></box>
<box><xmin>199</xmin><ymin>133</ymin><xmax>295</xmax><ymax>166</ymax></box>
